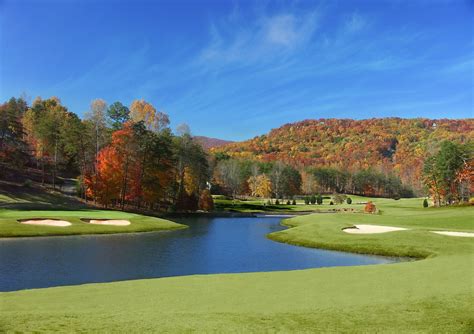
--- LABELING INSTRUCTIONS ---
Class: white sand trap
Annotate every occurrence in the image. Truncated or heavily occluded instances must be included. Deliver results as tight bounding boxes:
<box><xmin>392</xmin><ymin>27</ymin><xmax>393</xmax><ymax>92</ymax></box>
<box><xmin>19</xmin><ymin>219</ymin><xmax>71</xmax><ymax>227</ymax></box>
<box><xmin>431</xmin><ymin>231</ymin><xmax>474</xmax><ymax>238</ymax></box>
<box><xmin>343</xmin><ymin>224</ymin><xmax>408</xmax><ymax>234</ymax></box>
<box><xmin>88</xmin><ymin>219</ymin><xmax>131</xmax><ymax>226</ymax></box>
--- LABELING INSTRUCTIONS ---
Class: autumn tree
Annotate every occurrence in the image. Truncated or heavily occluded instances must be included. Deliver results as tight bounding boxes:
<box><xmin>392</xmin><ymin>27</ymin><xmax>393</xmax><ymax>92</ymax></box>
<box><xmin>86</xmin><ymin>123</ymin><xmax>135</xmax><ymax>207</ymax></box>
<box><xmin>248</xmin><ymin>176</ymin><xmax>259</xmax><ymax>197</ymax></box>
<box><xmin>198</xmin><ymin>189</ymin><xmax>214</xmax><ymax>211</ymax></box>
<box><xmin>85</xmin><ymin>146</ymin><xmax>122</xmax><ymax>207</ymax></box>
<box><xmin>130</xmin><ymin>99</ymin><xmax>170</xmax><ymax>132</ymax></box>
<box><xmin>248</xmin><ymin>174</ymin><xmax>272</xmax><ymax>198</ymax></box>
<box><xmin>364</xmin><ymin>201</ymin><xmax>376</xmax><ymax>213</ymax></box>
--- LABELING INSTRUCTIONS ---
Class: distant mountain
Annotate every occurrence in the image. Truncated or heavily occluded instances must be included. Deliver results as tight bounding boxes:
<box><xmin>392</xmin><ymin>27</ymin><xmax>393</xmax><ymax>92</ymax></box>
<box><xmin>193</xmin><ymin>136</ymin><xmax>234</xmax><ymax>150</ymax></box>
<box><xmin>212</xmin><ymin>118</ymin><xmax>474</xmax><ymax>192</ymax></box>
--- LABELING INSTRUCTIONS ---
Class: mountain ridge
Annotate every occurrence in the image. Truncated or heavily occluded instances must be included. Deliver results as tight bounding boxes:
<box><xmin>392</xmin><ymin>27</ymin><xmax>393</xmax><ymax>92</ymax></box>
<box><xmin>212</xmin><ymin>117</ymin><xmax>474</xmax><ymax>192</ymax></box>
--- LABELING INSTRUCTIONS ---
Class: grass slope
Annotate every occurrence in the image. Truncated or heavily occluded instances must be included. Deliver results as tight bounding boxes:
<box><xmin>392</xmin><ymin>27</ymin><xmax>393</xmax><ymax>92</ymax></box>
<box><xmin>1</xmin><ymin>198</ymin><xmax>473</xmax><ymax>332</ymax></box>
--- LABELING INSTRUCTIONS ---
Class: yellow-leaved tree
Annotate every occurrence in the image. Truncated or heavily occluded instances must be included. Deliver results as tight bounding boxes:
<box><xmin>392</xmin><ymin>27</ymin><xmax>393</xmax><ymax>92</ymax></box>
<box><xmin>130</xmin><ymin>99</ymin><xmax>169</xmax><ymax>132</ymax></box>
<box><xmin>248</xmin><ymin>174</ymin><xmax>272</xmax><ymax>198</ymax></box>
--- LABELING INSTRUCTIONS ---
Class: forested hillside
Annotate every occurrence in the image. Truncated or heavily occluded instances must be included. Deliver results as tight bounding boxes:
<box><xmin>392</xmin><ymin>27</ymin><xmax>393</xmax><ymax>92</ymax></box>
<box><xmin>1</xmin><ymin>95</ymin><xmax>472</xmax><ymax>206</ymax></box>
<box><xmin>193</xmin><ymin>136</ymin><xmax>233</xmax><ymax>150</ymax></box>
<box><xmin>213</xmin><ymin>118</ymin><xmax>473</xmax><ymax>193</ymax></box>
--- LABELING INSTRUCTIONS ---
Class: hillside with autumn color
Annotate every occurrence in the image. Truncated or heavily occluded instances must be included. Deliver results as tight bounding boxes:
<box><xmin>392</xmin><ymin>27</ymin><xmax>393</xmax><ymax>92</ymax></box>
<box><xmin>193</xmin><ymin>136</ymin><xmax>234</xmax><ymax>150</ymax></box>
<box><xmin>212</xmin><ymin>118</ymin><xmax>474</xmax><ymax>193</ymax></box>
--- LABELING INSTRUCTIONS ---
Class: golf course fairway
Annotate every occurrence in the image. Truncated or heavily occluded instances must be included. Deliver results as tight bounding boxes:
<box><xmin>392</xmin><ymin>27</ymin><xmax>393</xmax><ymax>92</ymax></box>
<box><xmin>0</xmin><ymin>209</ymin><xmax>185</xmax><ymax>238</ymax></box>
<box><xmin>1</xmin><ymin>198</ymin><xmax>473</xmax><ymax>332</ymax></box>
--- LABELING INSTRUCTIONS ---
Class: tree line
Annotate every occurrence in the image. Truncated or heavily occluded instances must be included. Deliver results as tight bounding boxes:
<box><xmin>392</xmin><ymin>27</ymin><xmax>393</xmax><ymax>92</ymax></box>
<box><xmin>212</xmin><ymin>118</ymin><xmax>474</xmax><ymax>194</ymax></box>
<box><xmin>211</xmin><ymin>156</ymin><xmax>414</xmax><ymax>200</ymax></box>
<box><xmin>1</xmin><ymin>96</ymin><xmax>472</xmax><ymax>210</ymax></box>
<box><xmin>0</xmin><ymin>96</ymin><xmax>211</xmax><ymax>211</ymax></box>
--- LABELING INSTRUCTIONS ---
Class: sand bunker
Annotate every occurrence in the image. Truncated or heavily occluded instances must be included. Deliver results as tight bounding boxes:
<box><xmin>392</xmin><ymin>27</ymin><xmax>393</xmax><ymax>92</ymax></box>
<box><xmin>19</xmin><ymin>219</ymin><xmax>71</xmax><ymax>227</ymax></box>
<box><xmin>82</xmin><ymin>218</ymin><xmax>131</xmax><ymax>226</ymax></box>
<box><xmin>431</xmin><ymin>231</ymin><xmax>474</xmax><ymax>238</ymax></box>
<box><xmin>343</xmin><ymin>224</ymin><xmax>408</xmax><ymax>234</ymax></box>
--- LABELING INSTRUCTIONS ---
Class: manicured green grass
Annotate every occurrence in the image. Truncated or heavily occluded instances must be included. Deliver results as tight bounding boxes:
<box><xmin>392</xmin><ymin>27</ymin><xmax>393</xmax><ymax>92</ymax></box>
<box><xmin>0</xmin><ymin>208</ymin><xmax>185</xmax><ymax>238</ymax></box>
<box><xmin>0</xmin><ymin>182</ymin><xmax>185</xmax><ymax>237</ymax></box>
<box><xmin>1</xmin><ymin>197</ymin><xmax>473</xmax><ymax>332</ymax></box>
<box><xmin>214</xmin><ymin>194</ymin><xmax>414</xmax><ymax>213</ymax></box>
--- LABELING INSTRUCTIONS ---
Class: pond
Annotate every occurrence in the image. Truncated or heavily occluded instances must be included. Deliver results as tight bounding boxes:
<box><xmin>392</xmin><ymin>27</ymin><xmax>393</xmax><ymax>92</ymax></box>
<box><xmin>0</xmin><ymin>216</ymin><xmax>397</xmax><ymax>291</ymax></box>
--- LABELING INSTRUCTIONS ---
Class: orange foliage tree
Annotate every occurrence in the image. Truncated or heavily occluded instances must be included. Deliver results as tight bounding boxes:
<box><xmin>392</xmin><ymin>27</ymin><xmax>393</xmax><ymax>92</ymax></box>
<box><xmin>364</xmin><ymin>201</ymin><xmax>377</xmax><ymax>213</ymax></box>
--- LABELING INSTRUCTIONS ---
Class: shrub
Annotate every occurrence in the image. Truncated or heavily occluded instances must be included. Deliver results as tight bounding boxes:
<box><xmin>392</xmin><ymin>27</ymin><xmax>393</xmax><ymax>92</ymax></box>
<box><xmin>304</xmin><ymin>197</ymin><xmax>310</xmax><ymax>205</ymax></box>
<box><xmin>333</xmin><ymin>194</ymin><xmax>347</xmax><ymax>204</ymax></box>
<box><xmin>267</xmin><ymin>199</ymin><xmax>272</xmax><ymax>205</ymax></box>
<box><xmin>292</xmin><ymin>199</ymin><xmax>296</xmax><ymax>205</ymax></box>
<box><xmin>275</xmin><ymin>199</ymin><xmax>280</xmax><ymax>205</ymax></box>
<box><xmin>393</xmin><ymin>194</ymin><xmax>401</xmax><ymax>200</ymax></box>
<box><xmin>310</xmin><ymin>195</ymin><xmax>317</xmax><ymax>204</ymax></box>
<box><xmin>198</xmin><ymin>189</ymin><xmax>214</xmax><ymax>211</ymax></box>
<box><xmin>316</xmin><ymin>194</ymin><xmax>323</xmax><ymax>205</ymax></box>
<box><xmin>346</xmin><ymin>197</ymin><xmax>352</xmax><ymax>204</ymax></box>
<box><xmin>364</xmin><ymin>201</ymin><xmax>377</xmax><ymax>213</ymax></box>
<box><xmin>329</xmin><ymin>201</ymin><xmax>334</xmax><ymax>205</ymax></box>
<box><xmin>423</xmin><ymin>199</ymin><xmax>428</xmax><ymax>208</ymax></box>
<box><xmin>23</xmin><ymin>179</ymin><xmax>32</xmax><ymax>188</ymax></box>
<box><xmin>286</xmin><ymin>200</ymin><xmax>291</xmax><ymax>205</ymax></box>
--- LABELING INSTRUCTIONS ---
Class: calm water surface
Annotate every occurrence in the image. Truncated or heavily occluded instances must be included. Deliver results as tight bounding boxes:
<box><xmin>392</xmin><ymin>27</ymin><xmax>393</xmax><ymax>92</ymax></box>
<box><xmin>0</xmin><ymin>216</ymin><xmax>396</xmax><ymax>291</ymax></box>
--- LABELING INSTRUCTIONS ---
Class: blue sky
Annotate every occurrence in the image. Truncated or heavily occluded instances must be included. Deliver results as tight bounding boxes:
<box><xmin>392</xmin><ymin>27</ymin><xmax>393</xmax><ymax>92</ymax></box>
<box><xmin>1</xmin><ymin>0</ymin><xmax>473</xmax><ymax>140</ymax></box>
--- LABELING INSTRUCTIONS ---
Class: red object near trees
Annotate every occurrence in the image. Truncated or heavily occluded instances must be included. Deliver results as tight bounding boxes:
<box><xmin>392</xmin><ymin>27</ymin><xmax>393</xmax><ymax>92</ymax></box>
<box><xmin>364</xmin><ymin>201</ymin><xmax>377</xmax><ymax>213</ymax></box>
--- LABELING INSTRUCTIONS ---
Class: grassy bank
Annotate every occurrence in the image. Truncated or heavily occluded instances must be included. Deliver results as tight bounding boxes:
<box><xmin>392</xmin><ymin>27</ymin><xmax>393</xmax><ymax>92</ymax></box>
<box><xmin>0</xmin><ymin>208</ymin><xmax>185</xmax><ymax>238</ymax></box>
<box><xmin>1</xmin><ymin>198</ymin><xmax>473</xmax><ymax>332</ymax></box>
<box><xmin>0</xmin><ymin>182</ymin><xmax>185</xmax><ymax>237</ymax></box>
<box><xmin>268</xmin><ymin>198</ymin><xmax>473</xmax><ymax>259</ymax></box>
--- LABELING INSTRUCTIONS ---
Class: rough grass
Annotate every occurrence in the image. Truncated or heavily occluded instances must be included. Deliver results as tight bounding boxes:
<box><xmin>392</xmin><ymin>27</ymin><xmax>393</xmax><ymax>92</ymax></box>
<box><xmin>0</xmin><ymin>181</ymin><xmax>86</xmax><ymax>210</ymax></box>
<box><xmin>1</xmin><ymin>197</ymin><xmax>473</xmax><ymax>332</ymax></box>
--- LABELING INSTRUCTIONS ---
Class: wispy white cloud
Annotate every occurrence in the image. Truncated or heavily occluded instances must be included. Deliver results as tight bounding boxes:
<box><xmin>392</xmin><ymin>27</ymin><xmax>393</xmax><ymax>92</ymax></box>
<box><xmin>198</xmin><ymin>9</ymin><xmax>320</xmax><ymax>66</ymax></box>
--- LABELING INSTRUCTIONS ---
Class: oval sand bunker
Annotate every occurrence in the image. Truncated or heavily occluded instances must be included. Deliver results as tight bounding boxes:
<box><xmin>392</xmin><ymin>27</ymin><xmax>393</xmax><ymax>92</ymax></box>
<box><xmin>343</xmin><ymin>224</ymin><xmax>408</xmax><ymax>234</ymax></box>
<box><xmin>431</xmin><ymin>231</ymin><xmax>474</xmax><ymax>238</ymax></box>
<box><xmin>19</xmin><ymin>219</ymin><xmax>72</xmax><ymax>227</ymax></box>
<box><xmin>81</xmin><ymin>218</ymin><xmax>131</xmax><ymax>226</ymax></box>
